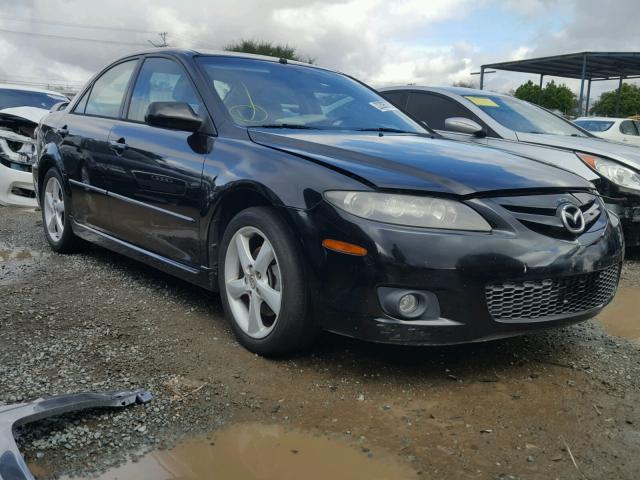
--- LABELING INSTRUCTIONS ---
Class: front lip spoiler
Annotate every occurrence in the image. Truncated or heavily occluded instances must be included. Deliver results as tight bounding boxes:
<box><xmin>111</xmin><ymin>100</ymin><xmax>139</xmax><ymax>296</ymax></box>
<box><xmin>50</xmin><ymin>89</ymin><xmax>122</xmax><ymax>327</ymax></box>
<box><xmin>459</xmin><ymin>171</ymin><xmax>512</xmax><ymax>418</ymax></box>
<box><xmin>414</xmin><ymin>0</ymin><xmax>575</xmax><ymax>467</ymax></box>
<box><xmin>0</xmin><ymin>389</ymin><xmax>153</xmax><ymax>480</ymax></box>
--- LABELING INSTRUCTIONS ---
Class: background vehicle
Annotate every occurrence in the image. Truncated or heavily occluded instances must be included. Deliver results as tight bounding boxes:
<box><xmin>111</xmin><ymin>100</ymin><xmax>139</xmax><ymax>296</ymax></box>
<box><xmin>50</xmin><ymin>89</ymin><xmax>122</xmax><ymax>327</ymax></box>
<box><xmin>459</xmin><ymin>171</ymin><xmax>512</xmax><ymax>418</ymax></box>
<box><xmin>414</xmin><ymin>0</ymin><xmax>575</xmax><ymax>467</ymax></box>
<box><xmin>380</xmin><ymin>86</ymin><xmax>640</xmax><ymax>246</ymax></box>
<box><xmin>0</xmin><ymin>84</ymin><xmax>69</xmax><ymax>206</ymax></box>
<box><xmin>574</xmin><ymin>117</ymin><xmax>640</xmax><ymax>146</ymax></box>
<box><xmin>34</xmin><ymin>50</ymin><xmax>623</xmax><ymax>356</ymax></box>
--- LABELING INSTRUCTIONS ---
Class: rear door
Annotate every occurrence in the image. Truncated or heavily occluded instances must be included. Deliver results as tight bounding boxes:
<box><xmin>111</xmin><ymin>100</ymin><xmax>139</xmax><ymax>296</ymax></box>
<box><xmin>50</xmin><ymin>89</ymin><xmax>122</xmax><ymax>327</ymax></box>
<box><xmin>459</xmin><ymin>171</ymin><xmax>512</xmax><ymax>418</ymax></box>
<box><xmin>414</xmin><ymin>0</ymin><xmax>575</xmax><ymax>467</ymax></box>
<box><xmin>102</xmin><ymin>56</ymin><xmax>208</xmax><ymax>267</ymax></box>
<box><xmin>60</xmin><ymin>59</ymin><xmax>138</xmax><ymax>232</ymax></box>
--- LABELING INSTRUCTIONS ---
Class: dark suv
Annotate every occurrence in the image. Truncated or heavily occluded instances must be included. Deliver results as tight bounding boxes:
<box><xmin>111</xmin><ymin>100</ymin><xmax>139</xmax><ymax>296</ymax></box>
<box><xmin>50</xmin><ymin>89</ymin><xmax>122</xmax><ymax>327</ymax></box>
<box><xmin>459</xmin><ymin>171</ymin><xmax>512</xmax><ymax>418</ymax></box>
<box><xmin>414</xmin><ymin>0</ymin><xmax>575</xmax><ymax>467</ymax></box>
<box><xmin>34</xmin><ymin>49</ymin><xmax>623</xmax><ymax>356</ymax></box>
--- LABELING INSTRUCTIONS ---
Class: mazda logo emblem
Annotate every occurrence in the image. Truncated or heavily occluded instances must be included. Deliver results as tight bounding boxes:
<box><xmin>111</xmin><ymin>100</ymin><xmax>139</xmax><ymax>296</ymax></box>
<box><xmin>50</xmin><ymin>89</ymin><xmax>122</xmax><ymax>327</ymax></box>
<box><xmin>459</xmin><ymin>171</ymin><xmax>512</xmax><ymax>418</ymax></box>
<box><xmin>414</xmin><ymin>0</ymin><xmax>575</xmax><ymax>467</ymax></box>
<box><xmin>559</xmin><ymin>204</ymin><xmax>585</xmax><ymax>234</ymax></box>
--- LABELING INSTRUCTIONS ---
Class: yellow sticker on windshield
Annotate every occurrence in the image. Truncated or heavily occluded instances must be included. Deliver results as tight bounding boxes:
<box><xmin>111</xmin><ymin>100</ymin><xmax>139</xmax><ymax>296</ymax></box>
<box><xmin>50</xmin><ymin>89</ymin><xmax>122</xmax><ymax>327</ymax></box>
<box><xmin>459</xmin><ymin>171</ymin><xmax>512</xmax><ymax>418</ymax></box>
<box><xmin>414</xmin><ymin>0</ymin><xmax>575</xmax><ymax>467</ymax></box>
<box><xmin>464</xmin><ymin>96</ymin><xmax>499</xmax><ymax>107</ymax></box>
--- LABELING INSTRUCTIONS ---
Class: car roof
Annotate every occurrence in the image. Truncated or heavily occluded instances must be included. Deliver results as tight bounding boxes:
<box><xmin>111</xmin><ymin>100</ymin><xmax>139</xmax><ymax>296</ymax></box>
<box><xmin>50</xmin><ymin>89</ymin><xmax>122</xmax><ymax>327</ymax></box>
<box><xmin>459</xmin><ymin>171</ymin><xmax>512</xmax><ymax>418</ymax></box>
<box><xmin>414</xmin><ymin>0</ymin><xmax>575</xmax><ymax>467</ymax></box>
<box><xmin>122</xmin><ymin>47</ymin><xmax>334</xmax><ymax>73</ymax></box>
<box><xmin>379</xmin><ymin>85</ymin><xmax>510</xmax><ymax>98</ymax></box>
<box><xmin>0</xmin><ymin>83</ymin><xmax>69</xmax><ymax>98</ymax></box>
<box><xmin>575</xmin><ymin>116</ymin><xmax>624</xmax><ymax>122</ymax></box>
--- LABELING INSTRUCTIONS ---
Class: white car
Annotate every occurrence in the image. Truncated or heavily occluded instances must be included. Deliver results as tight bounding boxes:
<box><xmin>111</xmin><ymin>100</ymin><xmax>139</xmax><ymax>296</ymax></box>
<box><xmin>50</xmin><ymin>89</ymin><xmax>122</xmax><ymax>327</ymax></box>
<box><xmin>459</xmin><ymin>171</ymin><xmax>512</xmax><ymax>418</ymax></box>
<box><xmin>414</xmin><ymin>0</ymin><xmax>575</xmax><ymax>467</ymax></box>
<box><xmin>574</xmin><ymin>117</ymin><xmax>640</xmax><ymax>147</ymax></box>
<box><xmin>0</xmin><ymin>84</ymin><xmax>69</xmax><ymax>207</ymax></box>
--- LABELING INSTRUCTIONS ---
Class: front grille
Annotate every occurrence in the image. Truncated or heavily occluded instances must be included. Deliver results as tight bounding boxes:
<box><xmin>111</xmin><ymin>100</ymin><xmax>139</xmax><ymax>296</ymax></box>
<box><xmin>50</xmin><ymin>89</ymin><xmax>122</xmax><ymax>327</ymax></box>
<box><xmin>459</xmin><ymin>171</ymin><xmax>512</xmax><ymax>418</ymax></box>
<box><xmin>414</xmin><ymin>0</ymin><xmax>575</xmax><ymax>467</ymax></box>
<box><xmin>485</xmin><ymin>264</ymin><xmax>620</xmax><ymax>321</ymax></box>
<box><xmin>496</xmin><ymin>192</ymin><xmax>601</xmax><ymax>239</ymax></box>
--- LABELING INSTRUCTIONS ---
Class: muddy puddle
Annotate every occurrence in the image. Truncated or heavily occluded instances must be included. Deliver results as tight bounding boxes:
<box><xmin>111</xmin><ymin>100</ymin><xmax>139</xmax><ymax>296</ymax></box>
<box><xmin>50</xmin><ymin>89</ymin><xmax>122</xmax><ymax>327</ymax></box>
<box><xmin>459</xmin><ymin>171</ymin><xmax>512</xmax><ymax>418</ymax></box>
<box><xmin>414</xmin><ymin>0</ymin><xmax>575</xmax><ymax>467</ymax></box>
<box><xmin>69</xmin><ymin>423</ymin><xmax>417</xmax><ymax>480</ymax></box>
<box><xmin>597</xmin><ymin>286</ymin><xmax>640</xmax><ymax>343</ymax></box>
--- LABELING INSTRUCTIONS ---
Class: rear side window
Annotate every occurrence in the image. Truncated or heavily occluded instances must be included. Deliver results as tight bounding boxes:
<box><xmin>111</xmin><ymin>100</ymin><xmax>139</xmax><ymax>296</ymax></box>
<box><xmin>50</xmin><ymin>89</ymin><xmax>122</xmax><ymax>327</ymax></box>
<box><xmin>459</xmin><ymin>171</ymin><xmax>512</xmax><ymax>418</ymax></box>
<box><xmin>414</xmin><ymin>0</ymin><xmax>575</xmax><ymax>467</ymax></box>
<box><xmin>85</xmin><ymin>60</ymin><xmax>137</xmax><ymax>118</ymax></box>
<box><xmin>620</xmin><ymin>120</ymin><xmax>639</xmax><ymax>136</ymax></box>
<box><xmin>406</xmin><ymin>92</ymin><xmax>484</xmax><ymax>131</ymax></box>
<box><xmin>73</xmin><ymin>89</ymin><xmax>90</xmax><ymax>114</ymax></box>
<box><xmin>127</xmin><ymin>57</ymin><xmax>202</xmax><ymax>122</ymax></box>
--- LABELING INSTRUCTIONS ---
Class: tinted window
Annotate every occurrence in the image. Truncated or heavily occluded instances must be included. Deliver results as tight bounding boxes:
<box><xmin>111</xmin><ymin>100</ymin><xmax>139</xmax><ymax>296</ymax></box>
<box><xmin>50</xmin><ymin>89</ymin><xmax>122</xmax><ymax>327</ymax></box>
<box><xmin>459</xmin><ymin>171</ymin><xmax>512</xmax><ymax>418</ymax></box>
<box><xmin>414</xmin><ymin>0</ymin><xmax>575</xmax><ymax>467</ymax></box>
<box><xmin>0</xmin><ymin>88</ymin><xmax>68</xmax><ymax>110</ymax></box>
<box><xmin>127</xmin><ymin>57</ymin><xmax>202</xmax><ymax>122</ymax></box>
<box><xmin>85</xmin><ymin>60</ymin><xmax>137</xmax><ymax>118</ymax></box>
<box><xmin>620</xmin><ymin>120</ymin><xmax>639</xmax><ymax>136</ymax></box>
<box><xmin>405</xmin><ymin>92</ymin><xmax>481</xmax><ymax>131</ymax></box>
<box><xmin>574</xmin><ymin>120</ymin><xmax>614</xmax><ymax>132</ymax></box>
<box><xmin>462</xmin><ymin>94</ymin><xmax>586</xmax><ymax>136</ymax></box>
<box><xmin>196</xmin><ymin>57</ymin><xmax>423</xmax><ymax>132</ymax></box>
<box><xmin>381</xmin><ymin>91</ymin><xmax>408</xmax><ymax>109</ymax></box>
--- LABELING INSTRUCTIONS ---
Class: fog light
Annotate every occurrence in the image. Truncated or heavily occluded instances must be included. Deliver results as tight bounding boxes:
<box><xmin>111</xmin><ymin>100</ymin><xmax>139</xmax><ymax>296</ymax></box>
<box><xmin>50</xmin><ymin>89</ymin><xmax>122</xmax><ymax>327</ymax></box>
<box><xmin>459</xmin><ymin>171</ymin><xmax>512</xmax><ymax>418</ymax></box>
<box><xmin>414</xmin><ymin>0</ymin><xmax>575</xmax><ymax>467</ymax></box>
<box><xmin>398</xmin><ymin>294</ymin><xmax>419</xmax><ymax>315</ymax></box>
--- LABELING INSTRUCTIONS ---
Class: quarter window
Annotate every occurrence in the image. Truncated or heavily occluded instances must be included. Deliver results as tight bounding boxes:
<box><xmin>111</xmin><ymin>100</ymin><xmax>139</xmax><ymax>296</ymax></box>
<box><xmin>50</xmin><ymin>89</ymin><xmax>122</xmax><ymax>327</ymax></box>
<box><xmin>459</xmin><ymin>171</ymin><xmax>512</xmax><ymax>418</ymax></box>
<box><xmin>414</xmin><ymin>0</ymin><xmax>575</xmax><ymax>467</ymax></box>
<box><xmin>127</xmin><ymin>57</ymin><xmax>201</xmax><ymax>122</ymax></box>
<box><xmin>85</xmin><ymin>60</ymin><xmax>137</xmax><ymax>118</ymax></box>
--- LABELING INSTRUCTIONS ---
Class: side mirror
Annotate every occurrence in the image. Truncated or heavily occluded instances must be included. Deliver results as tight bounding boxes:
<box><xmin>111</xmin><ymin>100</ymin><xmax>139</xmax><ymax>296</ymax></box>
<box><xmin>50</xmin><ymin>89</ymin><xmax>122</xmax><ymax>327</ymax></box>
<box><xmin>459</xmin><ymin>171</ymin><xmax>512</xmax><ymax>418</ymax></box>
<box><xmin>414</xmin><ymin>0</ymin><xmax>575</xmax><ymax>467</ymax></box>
<box><xmin>50</xmin><ymin>101</ymin><xmax>69</xmax><ymax>112</ymax></box>
<box><xmin>145</xmin><ymin>102</ymin><xmax>203</xmax><ymax>133</ymax></box>
<box><xmin>444</xmin><ymin>117</ymin><xmax>486</xmax><ymax>138</ymax></box>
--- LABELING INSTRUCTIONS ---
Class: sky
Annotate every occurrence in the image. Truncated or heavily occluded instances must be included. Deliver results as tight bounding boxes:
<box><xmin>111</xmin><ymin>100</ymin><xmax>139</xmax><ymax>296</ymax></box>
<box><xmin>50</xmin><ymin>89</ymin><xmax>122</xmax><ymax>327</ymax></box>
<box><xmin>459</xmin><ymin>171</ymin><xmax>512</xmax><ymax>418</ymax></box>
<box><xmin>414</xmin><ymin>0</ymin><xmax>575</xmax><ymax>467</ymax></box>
<box><xmin>0</xmin><ymin>0</ymin><xmax>638</xmax><ymax>100</ymax></box>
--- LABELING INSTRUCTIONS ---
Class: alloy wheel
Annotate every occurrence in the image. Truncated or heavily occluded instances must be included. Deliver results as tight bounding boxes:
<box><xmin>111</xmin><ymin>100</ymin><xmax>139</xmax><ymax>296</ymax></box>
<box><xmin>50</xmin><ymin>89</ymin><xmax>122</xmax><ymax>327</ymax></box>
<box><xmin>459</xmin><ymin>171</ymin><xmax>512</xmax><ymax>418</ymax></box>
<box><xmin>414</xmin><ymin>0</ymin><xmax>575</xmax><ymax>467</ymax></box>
<box><xmin>43</xmin><ymin>176</ymin><xmax>65</xmax><ymax>242</ymax></box>
<box><xmin>224</xmin><ymin>226</ymin><xmax>282</xmax><ymax>339</ymax></box>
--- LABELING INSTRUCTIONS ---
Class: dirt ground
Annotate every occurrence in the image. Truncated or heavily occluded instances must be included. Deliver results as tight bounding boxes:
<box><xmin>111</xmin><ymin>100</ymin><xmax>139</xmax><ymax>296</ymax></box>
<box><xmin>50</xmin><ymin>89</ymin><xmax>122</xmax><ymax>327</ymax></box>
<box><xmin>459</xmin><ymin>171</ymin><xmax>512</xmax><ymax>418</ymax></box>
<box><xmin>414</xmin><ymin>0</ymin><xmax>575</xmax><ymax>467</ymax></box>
<box><xmin>1</xmin><ymin>206</ymin><xmax>639</xmax><ymax>479</ymax></box>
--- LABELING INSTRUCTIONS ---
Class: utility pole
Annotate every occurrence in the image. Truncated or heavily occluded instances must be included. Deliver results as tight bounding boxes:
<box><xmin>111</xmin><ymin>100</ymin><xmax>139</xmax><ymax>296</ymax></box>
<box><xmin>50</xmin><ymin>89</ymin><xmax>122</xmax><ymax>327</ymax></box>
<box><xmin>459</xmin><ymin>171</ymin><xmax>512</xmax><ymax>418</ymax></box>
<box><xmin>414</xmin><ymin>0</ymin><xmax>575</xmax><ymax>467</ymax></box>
<box><xmin>148</xmin><ymin>32</ymin><xmax>169</xmax><ymax>48</ymax></box>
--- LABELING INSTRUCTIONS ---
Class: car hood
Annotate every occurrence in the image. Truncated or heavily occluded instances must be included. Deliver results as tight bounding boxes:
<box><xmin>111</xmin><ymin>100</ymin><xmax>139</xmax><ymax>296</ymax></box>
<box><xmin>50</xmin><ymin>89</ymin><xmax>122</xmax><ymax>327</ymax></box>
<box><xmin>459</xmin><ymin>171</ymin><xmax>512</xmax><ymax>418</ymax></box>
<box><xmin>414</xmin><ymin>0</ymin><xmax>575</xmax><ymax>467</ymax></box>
<box><xmin>249</xmin><ymin>129</ymin><xmax>591</xmax><ymax>196</ymax></box>
<box><xmin>516</xmin><ymin>132</ymin><xmax>640</xmax><ymax>171</ymax></box>
<box><xmin>0</xmin><ymin>106</ymin><xmax>49</xmax><ymax>125</ymax></box>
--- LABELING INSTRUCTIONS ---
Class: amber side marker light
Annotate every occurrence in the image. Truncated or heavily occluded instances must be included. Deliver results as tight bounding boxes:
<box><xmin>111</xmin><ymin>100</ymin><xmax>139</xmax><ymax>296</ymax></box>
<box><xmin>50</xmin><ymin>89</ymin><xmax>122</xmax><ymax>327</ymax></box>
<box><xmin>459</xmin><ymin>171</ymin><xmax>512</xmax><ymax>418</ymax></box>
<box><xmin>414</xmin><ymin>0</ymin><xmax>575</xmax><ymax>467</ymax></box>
<box><xmin>577</xmin><ymin>152</ymin><xmax>599</xmax><ymax>169</ymax></box>
<box><xmin>322</xmin><ymin>239</ymin><xmax>368</xmax><ymax>256</ymax></box>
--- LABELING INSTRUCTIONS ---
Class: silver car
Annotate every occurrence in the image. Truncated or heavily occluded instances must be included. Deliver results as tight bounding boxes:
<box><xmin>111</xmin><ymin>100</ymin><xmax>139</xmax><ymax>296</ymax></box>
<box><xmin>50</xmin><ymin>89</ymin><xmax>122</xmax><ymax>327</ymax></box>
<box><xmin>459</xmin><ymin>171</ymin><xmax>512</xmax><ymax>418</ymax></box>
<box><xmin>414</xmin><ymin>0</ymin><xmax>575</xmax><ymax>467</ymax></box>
<box><xmin>379</xmin><ymin>86</ymin><xmax>640</xmax><ymax>246</ymax></box>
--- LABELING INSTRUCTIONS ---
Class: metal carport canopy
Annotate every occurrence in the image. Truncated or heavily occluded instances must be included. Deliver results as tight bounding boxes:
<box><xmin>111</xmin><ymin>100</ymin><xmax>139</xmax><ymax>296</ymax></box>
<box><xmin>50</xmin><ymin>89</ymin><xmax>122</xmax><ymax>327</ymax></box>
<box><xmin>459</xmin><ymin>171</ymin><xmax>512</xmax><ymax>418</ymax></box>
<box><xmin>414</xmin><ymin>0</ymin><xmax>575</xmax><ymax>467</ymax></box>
<box><xmin>479</xmin><ymin>51</ymin><xmax>640</xmax><ymax>115</ymax></box>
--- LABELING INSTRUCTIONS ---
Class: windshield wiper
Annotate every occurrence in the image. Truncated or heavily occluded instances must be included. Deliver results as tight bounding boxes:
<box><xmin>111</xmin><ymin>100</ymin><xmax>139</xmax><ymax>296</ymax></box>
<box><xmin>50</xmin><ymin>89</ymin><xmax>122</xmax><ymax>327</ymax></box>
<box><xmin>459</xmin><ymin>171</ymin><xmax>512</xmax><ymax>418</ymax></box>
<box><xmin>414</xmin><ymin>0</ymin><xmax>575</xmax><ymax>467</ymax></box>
<box><xmin>251</xmin><ymin>124</ymin><xmax>315</xmax><ymax>129</ymax></box>
<box><xmin>356</xmin><ymin>127</ymin><xmax>418</xmax><ymax>134</ymax></box>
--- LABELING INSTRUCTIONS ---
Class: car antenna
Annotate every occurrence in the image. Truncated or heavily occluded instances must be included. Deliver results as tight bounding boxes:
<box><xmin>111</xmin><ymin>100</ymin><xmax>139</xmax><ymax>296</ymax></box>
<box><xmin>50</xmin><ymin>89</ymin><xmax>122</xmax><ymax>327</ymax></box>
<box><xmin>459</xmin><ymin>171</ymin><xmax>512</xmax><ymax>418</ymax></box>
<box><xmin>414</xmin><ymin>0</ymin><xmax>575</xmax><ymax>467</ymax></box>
<box><xmin>279</xmin><ymin>57</ymin><xmax>288</xmax><ymax>64</ymax></box>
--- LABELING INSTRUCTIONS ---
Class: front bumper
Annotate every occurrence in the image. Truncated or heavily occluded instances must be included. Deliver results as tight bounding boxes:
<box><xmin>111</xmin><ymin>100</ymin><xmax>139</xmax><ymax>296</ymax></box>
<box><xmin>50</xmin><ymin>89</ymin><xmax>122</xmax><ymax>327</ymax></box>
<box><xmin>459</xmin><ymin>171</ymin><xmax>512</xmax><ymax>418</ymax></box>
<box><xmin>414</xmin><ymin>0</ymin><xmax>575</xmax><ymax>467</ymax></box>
<box><xmin>290</xmin><ymin>196</ymin><xmax>624</xmax><ymax>345</ymax></box>
<box><xmin>0</xmin><ymin>160</ymin><xmax>36</xmax><ymax>207</ymax></box>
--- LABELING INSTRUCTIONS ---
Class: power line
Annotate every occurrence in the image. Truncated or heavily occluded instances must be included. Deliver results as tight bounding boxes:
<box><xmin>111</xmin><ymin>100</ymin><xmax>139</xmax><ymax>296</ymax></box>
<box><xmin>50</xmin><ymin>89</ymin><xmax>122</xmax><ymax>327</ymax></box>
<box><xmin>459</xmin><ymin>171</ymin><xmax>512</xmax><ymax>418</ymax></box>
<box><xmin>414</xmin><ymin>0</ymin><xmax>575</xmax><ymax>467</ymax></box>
<box><xmin>0</xmin><ymin>14</ymin><xmax>157</xmax><ymax>34</ymax></box>
<box><xmin>148</xmin><ymin>32</ymin><xmax>169</xmax><ymax>48</ymax></box>
<box><xmin>0</xmin><ymin>27</ymin><xmax>150</xmax><ymax>47</ymax></box>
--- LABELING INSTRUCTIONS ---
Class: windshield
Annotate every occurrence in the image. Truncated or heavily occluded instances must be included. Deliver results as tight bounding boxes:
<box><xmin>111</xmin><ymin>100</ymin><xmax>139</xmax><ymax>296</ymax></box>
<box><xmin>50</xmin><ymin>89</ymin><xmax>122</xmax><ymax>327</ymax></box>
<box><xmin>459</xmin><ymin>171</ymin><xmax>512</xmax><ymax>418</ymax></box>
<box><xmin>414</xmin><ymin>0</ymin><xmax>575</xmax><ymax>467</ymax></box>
<box><xmin>196</xmin><ymin>56</ymin><xmax>424</xmax><ymax>132</ymax></box>
<box><xmin>463</xmin><ymin>94</ymin><xmax>586</xmax><ymax>136</ymax></box>
<box><xmin>574</xmin><ymin>119</ymin><xmax>614</xmax><ymax>132</ymax></box>
<box><xmin>0</xmin><ymin>88</ymin><xmax>68</xmax><ymax>110</ymax></box>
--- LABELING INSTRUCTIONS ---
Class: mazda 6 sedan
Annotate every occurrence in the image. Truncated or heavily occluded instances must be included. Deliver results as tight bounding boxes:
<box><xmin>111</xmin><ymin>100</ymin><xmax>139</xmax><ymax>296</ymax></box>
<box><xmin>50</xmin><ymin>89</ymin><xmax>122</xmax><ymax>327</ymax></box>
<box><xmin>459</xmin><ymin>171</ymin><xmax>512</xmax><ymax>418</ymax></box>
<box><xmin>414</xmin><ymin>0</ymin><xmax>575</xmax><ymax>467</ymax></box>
<box><xmin>34</xmin><ymin>49</ymin><xmax>623</xmax><ymax>356</ymax></box>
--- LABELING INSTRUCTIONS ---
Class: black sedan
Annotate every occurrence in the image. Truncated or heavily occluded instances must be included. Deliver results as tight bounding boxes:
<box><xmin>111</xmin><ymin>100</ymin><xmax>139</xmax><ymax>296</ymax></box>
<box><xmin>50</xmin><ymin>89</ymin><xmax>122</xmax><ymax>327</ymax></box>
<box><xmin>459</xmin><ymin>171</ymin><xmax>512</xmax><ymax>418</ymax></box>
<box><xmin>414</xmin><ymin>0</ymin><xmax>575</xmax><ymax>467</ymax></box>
<box><xmin>34</xmin><ymin>49</ymin><xmax>623</xmax><ymax>356</ymax></box>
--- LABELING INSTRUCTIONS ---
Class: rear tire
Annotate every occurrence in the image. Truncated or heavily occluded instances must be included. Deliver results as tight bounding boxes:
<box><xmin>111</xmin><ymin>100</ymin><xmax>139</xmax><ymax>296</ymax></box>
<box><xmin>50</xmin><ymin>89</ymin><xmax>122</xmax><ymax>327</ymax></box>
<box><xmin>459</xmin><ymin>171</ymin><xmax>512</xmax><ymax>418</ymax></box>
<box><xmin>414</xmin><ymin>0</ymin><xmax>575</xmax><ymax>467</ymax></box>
<box><xmin>218</xmin><ymin>206</ymin><xmax>317</xmax><ymax>356</ymax></box>
<box><xmin>41</xmin><ymin>168</ymin><xmax>83</xmax><ymax>253</ymax></box>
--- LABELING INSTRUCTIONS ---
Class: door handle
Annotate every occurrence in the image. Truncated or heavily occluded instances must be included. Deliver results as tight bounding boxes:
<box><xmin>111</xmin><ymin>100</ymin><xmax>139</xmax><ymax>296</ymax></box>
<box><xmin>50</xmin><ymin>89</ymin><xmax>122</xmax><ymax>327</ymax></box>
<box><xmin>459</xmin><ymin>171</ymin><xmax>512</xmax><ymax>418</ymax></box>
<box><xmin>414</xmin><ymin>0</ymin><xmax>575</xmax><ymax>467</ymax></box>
<box><xmin>109</xmin><ymin>138</ymin><xmax>127</xmax><ymax>152</ymax></box>
<box><xmin>56</xmin><ymin>125</ymin><xmax>68</xmax><ymax>137</ymax></box>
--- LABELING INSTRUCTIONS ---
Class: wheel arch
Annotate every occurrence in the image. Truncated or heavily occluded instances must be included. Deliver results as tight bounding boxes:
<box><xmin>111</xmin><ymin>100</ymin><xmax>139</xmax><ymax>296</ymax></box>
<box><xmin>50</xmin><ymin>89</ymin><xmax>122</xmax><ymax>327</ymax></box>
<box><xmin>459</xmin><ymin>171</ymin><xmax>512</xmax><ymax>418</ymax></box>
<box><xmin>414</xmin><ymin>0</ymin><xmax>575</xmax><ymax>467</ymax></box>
<box><xmin>204</xmin><ymin>182</ymin><xmax>301</xmax><ymax>289</ymax></box>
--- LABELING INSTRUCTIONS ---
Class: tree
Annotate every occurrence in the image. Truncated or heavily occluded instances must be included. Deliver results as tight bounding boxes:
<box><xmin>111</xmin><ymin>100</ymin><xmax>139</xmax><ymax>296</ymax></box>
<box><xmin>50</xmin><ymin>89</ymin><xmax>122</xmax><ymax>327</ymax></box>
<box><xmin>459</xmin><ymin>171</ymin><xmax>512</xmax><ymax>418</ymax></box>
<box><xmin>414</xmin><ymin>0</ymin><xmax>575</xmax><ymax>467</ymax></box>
<box><xmin>224</xmin><ymin>39</ymin><xmax>313</xmax><ymax>63</ymax></box>
<box><xmin>514</xmin><ymin>80</ymin><xmax>577</xmax><ymax>115</ymax></box>
<box><xmin>590</xmin><ymin>83</ymin><xmax>640</xmax><ymax>117</ymax></box>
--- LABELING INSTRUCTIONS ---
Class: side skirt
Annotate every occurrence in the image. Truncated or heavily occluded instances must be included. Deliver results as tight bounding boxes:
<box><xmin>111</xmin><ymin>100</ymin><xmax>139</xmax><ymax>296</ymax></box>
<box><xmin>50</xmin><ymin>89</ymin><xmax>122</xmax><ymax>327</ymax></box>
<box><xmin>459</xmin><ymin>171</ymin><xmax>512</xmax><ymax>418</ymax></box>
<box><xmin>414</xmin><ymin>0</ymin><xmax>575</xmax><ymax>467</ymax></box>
<box><xmin>72</xmin><ymin>220</ymin><xmax>215</xmax><ymax>291</ymax></box>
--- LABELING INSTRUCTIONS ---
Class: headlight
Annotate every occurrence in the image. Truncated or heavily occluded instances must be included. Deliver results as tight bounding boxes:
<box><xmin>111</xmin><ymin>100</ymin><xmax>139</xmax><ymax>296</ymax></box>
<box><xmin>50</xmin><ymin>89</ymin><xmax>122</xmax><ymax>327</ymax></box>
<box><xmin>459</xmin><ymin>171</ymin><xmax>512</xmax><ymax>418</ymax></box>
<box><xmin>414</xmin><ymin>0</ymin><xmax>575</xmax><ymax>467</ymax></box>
<box><xmin>325</xmin><ymin>191</ymin><xmax>491</xmax><ymax>231</ymax></box>
<box><xmin>577</xmin><ymin>152</ymin><xmax>640</xmax><ymax>191</ymax></box>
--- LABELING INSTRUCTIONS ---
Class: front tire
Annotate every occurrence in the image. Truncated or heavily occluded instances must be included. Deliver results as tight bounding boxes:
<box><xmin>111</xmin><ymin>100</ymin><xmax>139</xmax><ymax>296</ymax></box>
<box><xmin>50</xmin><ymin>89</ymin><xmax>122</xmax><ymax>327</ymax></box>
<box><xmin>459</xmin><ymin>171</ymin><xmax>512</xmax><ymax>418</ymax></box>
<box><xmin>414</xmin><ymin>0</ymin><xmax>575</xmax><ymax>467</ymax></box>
<box><xmin>41</xmin><ymin>168</ymin><xmax>82</xmax><ymax>253</ymax></box>
<box><xmin>218</xmin><ymin>206</ymin><xmax>316</xmax><ymax>356</ymax></box>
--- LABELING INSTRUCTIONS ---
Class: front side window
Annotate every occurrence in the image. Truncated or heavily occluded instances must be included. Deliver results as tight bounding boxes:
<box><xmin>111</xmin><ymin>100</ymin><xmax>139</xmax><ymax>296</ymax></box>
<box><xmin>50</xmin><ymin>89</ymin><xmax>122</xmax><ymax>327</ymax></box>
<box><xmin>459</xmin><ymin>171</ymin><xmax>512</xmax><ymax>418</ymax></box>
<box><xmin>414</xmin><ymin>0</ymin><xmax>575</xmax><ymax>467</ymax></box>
<box><xmin>574</xmin><ymin>120</ymin><xmax>614</xmax><ymax>132</ymax></box>
<box><xmin>0</xmin><ymin>88</ymin><xmax>68</xmax><ymax>110</ymax></box>
<box><xmin>127</xmin><ymin>57</ymin><xmax>202</xmax><ymax>122</ymax></box>
<box><xmin>463</xmin><ymin>94</ymin><xmax>586</xmax><ymax>136</ymax></box>
<box><xmin>405</xmin><ymin>93</ymin><xmax>483</xmax><ymax>131</ymax></box>
<box><xmin>196</xmin><ymin>56</ymin><xmax>424</xmax><ymax>132</ymax></box>
<box><xmin>85</xmin><ymin>60</ymin><xmax>137</xmax><ymax>118</ymax></box>
<box><xmin>620</xmin><ymin>120</ymin><xmax>639</xmax><ymax>136</ymax></box>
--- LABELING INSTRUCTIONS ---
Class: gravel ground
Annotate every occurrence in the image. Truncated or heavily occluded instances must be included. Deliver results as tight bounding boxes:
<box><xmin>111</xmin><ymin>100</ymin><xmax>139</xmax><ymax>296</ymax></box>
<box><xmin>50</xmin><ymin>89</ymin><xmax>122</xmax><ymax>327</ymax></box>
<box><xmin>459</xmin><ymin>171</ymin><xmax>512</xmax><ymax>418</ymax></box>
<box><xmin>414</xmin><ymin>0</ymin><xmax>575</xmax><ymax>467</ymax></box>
<box><xmin>1</xmin><ymin>206</ymin><xmax>639</xmax><ymax>479</ymax></box>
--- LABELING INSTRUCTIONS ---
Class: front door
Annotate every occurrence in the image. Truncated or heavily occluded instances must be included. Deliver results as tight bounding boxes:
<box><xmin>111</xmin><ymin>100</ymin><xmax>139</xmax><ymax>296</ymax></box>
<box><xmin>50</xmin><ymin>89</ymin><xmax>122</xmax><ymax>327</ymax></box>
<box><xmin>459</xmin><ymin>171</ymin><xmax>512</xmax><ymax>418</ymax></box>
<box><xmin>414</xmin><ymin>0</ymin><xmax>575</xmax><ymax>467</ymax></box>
<box><xmin>103</xmin><ymin>57</ymin><xmax>209</xmax><ymax>267</ymax></box>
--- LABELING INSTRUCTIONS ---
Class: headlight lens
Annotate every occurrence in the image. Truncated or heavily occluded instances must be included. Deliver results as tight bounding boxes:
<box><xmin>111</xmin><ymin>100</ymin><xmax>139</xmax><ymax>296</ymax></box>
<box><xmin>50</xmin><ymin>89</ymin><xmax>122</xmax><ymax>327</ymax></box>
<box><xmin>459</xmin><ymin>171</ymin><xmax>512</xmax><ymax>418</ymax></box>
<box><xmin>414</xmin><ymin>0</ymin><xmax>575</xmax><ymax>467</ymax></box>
<box><xmin>325</xmin><ymin>191</ymin><xmax>491</xmax><ymax>231</ymax></box>
<box><xmin>577</xmin><ymin>153</ymin><xmax>640</xmax><ymax>191</ymax></box>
